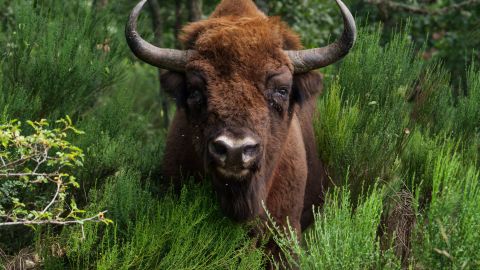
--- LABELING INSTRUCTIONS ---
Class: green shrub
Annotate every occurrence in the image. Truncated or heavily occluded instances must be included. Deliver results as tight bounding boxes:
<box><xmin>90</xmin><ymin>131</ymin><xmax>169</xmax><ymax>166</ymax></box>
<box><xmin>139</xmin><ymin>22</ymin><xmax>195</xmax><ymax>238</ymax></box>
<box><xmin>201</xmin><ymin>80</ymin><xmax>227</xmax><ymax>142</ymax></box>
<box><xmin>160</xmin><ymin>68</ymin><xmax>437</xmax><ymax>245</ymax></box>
<box><xmin>0</xmin><ymin>0</ymin><xmax>124</xmax><ymax>120</ymax></box>
<box><xmin>270</xmin><ymin>184</ymin><xmax>400</xmax><ymax>269</ymax></box>
<box><xmin>315</xmin><ymin>26</ymin><xmax>416</xmax><ymax>192</ymax></box>
<box><xmin>62</xmin><ymin>177</ymin><xmax>264</xmax><ymax>270</ymax></box>
<box><xmin>412</xmin><ymin>143</ymin><xmax>480</xmax><ymax>269</ymax></box>
<box><xmin>313</xmin><ymin>23</ymin><xmax>480</xmax><ymax>269</ymax></box>
<box><xmin>454</xmin><ymin>64</ymin><xmax>480</xmax><ymax>141</ymax></box>
<box><xmin>0</xmin><ymin>117</ymin><xmax>111</xmax><ymax>228</ymax></box>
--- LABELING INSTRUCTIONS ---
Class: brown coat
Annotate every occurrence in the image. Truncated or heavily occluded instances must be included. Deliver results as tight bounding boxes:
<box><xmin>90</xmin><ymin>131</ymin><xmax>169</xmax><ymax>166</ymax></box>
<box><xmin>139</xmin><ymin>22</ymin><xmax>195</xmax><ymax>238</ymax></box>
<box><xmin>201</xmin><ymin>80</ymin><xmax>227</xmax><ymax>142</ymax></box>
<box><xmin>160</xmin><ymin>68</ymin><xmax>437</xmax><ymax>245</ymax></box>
<box><xmin>162</xmin><ymin>0</ymin><xmax>328</xmax><ymax>234</ymax></box>
<box><xmin>162</xmin><ymin>0</ymin><xmax>326</xmax><ymax>232</ymax></box>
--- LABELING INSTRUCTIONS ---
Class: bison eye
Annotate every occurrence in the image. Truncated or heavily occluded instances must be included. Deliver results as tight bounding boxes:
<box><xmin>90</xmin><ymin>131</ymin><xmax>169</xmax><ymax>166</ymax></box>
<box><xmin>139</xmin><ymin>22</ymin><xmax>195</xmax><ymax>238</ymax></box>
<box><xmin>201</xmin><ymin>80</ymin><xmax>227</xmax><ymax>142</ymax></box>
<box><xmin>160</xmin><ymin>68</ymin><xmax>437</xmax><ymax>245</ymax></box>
<box><xmin>187</xmin><ymin>90</ymin><xmax>203</xmax><ymax>106</ymax></box>
<box><xmin>274</xmin><ymin>88</ymin><xmax>289</xmax><ymax>99</ymax></box>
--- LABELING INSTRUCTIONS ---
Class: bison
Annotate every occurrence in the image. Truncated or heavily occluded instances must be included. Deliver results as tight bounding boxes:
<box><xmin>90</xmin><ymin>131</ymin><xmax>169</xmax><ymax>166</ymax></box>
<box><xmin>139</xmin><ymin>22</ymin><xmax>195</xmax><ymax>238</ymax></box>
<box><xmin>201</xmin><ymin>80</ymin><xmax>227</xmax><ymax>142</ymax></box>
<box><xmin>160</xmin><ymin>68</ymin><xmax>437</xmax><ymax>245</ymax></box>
<box><xmin>126</xmin><ymin>0</ymin><xmax>356</xmax><ymax>260</ymax></box>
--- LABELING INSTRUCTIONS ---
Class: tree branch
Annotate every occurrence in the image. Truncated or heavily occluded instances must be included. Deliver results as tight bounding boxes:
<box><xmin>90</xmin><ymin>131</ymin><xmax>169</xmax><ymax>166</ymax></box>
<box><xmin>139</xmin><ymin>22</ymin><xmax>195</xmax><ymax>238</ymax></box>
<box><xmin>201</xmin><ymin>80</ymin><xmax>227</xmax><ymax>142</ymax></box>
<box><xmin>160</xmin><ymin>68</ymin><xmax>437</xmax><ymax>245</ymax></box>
<box><xmin>0</xmin><ymin>211</ymin><xmax>108</xmax><ymax>227</ymax></box>
<box><xmin>0</xmin><ymin>172</ymin><xmax>62</xmax><ymax>178</ymax></box>
<box><xmin>1</xmin><ymin>157</ymin><xmax>31</xmax><ymax>170</ymax></box>
<box><xmin>40</xmin><ymin>180</ymin><xmax>61</xmax><ymax>214</ymax></box>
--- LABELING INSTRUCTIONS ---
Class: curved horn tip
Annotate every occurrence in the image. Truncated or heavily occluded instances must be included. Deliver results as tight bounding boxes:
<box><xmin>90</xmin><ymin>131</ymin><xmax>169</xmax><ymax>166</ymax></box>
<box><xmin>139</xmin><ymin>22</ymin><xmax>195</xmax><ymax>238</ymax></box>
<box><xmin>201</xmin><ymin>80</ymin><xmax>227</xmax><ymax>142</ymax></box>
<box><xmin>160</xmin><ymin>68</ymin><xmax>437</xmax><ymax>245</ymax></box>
<box><xmin>125</xmin><ymin>0</ymin><xmax>187</xmax><ymax>71</ymax></box>
<box><xmin>125</xmin><ymin>0</ymin><xmax>147</xmax><ymax>39</ymax></box>
<box><xmin>136</xmin><ymin>0</ymin><xmax>149</xmax><ymax>11</ymax></box>
<box><xmin>335</xmin><ymin>0</ymin><xmax>357</xmax><ymax>45</ymax></box>
<box><xmin>287</xmin><ymin>0</ymin><xmax>357</xmax><ymax>73</ymax></box>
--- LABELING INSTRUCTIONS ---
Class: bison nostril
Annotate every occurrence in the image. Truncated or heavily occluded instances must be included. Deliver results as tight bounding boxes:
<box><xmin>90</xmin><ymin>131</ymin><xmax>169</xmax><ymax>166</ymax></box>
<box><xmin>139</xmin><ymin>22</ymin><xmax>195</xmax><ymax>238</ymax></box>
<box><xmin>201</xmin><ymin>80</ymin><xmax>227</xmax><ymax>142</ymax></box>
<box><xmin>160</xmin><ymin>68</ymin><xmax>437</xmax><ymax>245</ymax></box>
<box><xmin>210</xmin><ymin>135</ymin><xmax>261</xmax><ymax>170</ymax></box>
<box><xmin>209</xmin><ymin>140</ymin><xmax>229</xmax><ymax>163</ymax></box>
<box><xmin>212</xmin><ymin>141</ymin><xmax>228</xmax><ymax>156</ymax></box>
<box><xmin>243</xmin><ymin>144</ymin><xmax>259</xmax><ymax>157</ymax></box>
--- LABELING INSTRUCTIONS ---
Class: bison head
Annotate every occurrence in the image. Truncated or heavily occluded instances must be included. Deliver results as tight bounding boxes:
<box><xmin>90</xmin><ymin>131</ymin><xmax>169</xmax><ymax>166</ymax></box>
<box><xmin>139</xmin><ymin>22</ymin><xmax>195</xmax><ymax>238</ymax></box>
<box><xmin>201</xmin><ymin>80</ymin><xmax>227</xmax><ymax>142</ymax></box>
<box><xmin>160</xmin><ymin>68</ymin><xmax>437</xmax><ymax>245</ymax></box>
<box><xmin>126</xmin><ymin>0</ymin><xmax>356</xmax><ymax>221</ymax></box>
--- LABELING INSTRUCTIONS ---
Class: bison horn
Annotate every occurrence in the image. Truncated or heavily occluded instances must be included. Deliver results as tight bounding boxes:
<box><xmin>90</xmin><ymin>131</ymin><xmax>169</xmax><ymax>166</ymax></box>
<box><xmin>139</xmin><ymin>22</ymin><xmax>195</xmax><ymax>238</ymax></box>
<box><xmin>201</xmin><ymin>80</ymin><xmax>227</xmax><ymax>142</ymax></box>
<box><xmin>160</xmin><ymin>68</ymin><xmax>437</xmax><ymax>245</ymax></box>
<box><xmin>286</xmin><ymin>0</ymin><xmax>357</xmax><ymax>73</ymax></box>
<box><xmin>126</xmin><ymin>0</ymin><xmax>189</xmax><ymax>71</ymax></box>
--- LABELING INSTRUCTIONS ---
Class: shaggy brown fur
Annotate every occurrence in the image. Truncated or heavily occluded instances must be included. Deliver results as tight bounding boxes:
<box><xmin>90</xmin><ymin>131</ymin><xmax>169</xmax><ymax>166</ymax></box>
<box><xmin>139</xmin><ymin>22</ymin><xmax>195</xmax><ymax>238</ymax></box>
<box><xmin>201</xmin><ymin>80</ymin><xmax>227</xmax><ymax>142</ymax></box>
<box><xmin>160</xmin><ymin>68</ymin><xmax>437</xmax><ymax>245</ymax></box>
<box><xmin>162</xmin><ymin>0</ymin><xmax>327</xmax><ymax>258</ymax></box>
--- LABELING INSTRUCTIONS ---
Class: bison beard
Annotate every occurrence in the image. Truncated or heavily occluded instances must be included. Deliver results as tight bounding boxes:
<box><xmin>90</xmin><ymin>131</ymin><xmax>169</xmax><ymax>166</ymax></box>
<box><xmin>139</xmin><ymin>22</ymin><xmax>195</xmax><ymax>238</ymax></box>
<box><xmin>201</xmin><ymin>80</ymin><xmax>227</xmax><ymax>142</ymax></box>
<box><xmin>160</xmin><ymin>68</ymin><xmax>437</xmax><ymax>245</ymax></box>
<box><xmin>213</xmin><ymin>174</ymin><xmax>266</xmax><ymax>222</ymax></box>
<box><xmin>126</xmin><ymin>0</ymin><xmax>356</xmax><ymax>264</ymax></box>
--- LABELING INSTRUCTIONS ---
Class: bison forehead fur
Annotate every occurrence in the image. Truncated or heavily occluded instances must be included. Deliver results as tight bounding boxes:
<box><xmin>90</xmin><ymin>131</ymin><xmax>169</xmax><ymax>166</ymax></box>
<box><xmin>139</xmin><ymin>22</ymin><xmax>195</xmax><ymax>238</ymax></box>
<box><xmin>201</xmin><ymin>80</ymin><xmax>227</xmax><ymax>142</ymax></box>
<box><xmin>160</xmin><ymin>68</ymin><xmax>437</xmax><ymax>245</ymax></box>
<box><xmin>181</xmin><ymin>17</ymin><xmax>299</xmax><ymax>75</ymax></box>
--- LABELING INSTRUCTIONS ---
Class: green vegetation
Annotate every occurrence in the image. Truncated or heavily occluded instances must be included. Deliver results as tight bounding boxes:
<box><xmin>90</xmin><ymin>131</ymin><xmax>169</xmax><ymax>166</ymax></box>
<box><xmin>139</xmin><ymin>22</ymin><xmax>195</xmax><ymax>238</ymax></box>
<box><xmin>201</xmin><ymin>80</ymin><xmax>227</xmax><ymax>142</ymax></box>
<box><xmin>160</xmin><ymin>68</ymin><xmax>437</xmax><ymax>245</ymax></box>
<box><xmin>269</xmin><ymin>24</ymin><xmax>480</xmax><ymax>269</ymax></box>
<box><xmin>270</xmin><ymin>185</ymin><xmax>401</xmax><ymax>269</ymax></box>
<box><xmin>1</xmin><ymin>0</ymin><xmax>479</xmax><ymax>269</ymax></box>
<box><xmin>57</xmin><ymin>179</ymin><xmax>263</xmax><ymax>269</ymax></box>
<box><xmin>0</xmin><ymin>117</ymin><xmax>110</xmax><ymax>227</ymax></box>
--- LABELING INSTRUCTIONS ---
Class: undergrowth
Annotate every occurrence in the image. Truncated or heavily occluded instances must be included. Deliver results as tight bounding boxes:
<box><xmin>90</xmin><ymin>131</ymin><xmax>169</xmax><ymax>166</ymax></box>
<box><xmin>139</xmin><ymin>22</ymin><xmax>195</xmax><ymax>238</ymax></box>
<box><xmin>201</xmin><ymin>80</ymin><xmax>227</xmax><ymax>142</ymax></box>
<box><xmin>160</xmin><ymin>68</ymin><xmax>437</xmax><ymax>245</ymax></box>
<box><xmin>49</xmin><ymin>177</ymin><xmax>263</xmax><ymax>269</ymax></box>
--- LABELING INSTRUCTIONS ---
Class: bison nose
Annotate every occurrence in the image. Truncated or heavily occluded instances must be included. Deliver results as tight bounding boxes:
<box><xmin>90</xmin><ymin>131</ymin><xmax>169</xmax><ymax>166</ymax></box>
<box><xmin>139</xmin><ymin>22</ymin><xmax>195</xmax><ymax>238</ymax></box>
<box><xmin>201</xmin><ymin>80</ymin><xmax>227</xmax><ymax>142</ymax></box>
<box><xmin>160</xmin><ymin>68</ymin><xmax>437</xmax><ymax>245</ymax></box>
<box><xmin>208</xmin><ymin>135</ymin><xmax>260</xmax><ymax>169</ymax></box>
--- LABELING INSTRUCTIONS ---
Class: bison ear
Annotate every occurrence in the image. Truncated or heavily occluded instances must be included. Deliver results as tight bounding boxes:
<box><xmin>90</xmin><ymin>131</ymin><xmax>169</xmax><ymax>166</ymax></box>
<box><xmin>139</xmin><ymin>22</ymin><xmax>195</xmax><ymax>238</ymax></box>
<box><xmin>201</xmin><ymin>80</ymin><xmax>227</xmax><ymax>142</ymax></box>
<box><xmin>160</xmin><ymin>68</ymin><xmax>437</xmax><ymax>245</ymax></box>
<box><xmin>160</xmin><ymin>71</ymin><xmax>188</xmax><ymax>107</ymax></box>
<box><xmin>292</xmin><ymin>71</ymin><xmax>323</xmax><ymax>105</ymax></box>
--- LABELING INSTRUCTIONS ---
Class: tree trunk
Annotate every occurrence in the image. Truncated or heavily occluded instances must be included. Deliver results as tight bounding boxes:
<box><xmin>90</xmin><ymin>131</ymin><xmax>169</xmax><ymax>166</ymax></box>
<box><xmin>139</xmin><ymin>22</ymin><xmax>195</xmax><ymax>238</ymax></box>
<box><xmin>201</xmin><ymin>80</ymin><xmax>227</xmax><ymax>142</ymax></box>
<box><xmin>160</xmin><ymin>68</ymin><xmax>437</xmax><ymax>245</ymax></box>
<box><xmin>92</xmin><ymin>0</ymin><xmax>108</xmax><ymax>10</ymax></box>
<box><xmin>149</xmin><ymin>0</ymin><xmax>163</xmax><ymax>49</ymax></box>
<box><xmin>175</xmin><ymin>0</ymin><xmax>183</xmax><ymax>48</ymax></box>
<box><xmin>255</xmin><ymin>0</ymin><xmax>269</xmax><ymax>14</ymax></box>
<box><xmin>187</xmin><ymin>0</ymin><xmax>202</xmax><ymax>22</ymax></box>
<box><xmin>149</xmin><ymin>0</ymin><xmax>170</xmax><ymax>128</ymax></box>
